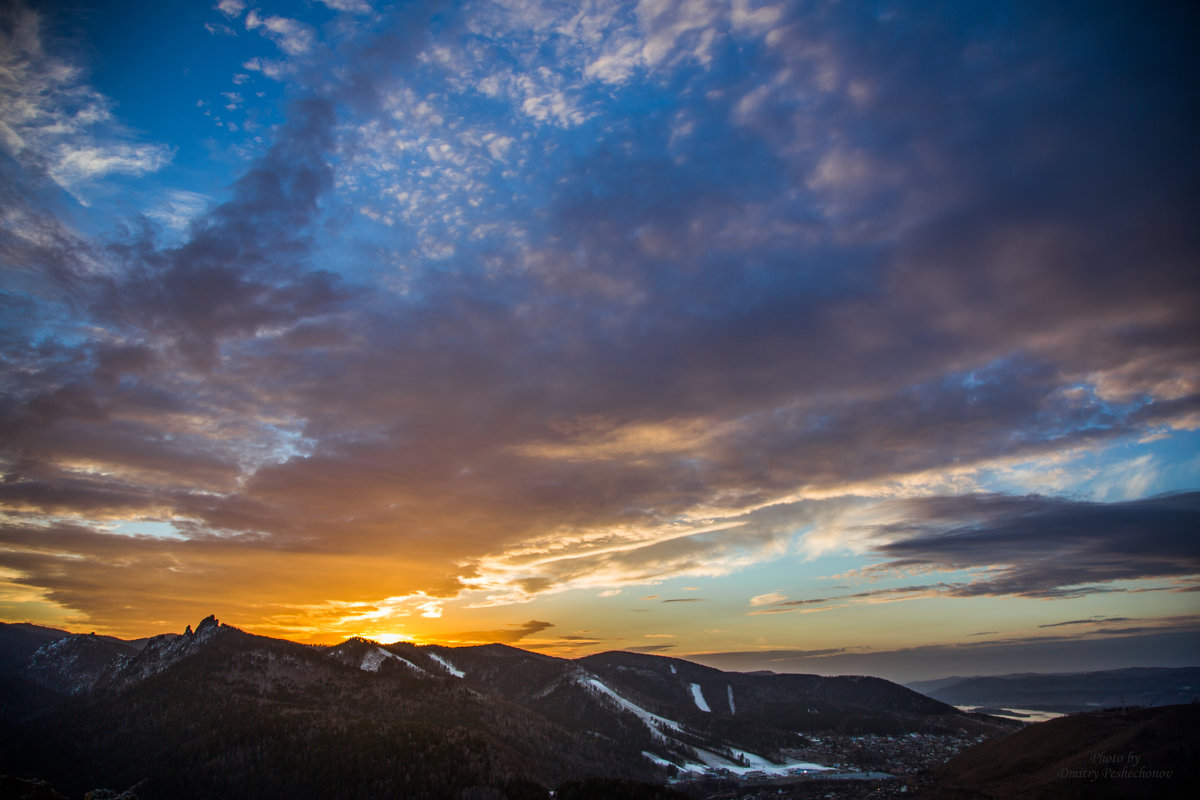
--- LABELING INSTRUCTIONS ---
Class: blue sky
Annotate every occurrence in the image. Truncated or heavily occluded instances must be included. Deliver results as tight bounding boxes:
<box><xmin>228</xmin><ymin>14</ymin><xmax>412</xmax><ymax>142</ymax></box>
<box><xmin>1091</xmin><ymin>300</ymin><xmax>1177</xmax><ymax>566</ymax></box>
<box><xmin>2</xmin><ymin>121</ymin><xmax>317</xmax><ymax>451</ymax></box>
<box><xmin>1</xmin><ymin>0</ymin><xmax>1197</xmax><ymax>680</ymax></box>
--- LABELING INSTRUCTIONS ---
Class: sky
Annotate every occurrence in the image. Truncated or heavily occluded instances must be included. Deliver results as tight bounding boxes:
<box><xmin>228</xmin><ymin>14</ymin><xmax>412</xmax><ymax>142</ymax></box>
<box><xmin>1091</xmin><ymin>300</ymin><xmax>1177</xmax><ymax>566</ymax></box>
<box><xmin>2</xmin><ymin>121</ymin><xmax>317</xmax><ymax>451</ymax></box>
<box><xmin>1</xmin><ymin>0</ymin><xmax>1197</xmax><ymax>683</ymax></box>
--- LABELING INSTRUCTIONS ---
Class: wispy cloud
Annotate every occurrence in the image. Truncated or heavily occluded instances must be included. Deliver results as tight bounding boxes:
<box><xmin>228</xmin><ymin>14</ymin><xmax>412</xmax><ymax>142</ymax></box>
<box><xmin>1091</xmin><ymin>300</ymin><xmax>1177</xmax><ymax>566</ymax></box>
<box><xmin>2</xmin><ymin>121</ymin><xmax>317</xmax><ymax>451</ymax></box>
<box><xmin>1038</xmin><ymin>617</ymin><xmax>1133</xmax><ymax>629</ymax></box>
<box><xmin>748</xmin><ymin>592</ymin><xmax>786</xmax><ymax>607</ymax></box>
<box><xmin>245</xmin><ymin>11</ymin><xmax>316</xmax><ymax>56</ymax></box>
<box><xmin>317</xmin><ymin>0</ymin><xmax>373</xmax><ymax>14</ymax></box>
<box><xmin>0</xmin><ymin>3</ymin><xmax>170</xmax><ymax>199</ymax></box>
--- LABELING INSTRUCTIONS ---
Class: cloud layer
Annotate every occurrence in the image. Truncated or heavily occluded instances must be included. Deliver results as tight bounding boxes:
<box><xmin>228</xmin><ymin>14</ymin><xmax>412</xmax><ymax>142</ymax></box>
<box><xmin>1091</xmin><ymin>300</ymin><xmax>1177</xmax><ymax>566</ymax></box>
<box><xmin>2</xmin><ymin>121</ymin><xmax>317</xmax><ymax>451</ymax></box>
<box><xmin>0</xmin><ymin>0</ymin><xmax>1197</xmax><ymax>643</ymax></box>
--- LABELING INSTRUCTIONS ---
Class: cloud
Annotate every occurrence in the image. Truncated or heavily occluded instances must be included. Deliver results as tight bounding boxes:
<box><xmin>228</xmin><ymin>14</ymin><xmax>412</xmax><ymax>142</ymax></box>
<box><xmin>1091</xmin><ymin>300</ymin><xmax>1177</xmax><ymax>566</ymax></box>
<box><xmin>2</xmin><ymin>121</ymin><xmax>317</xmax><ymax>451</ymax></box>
<box><xmin>1</xmin><ymin>0</ymin><xmax>1198</xmax><ymax>638</ymax></box>
<box><xmin>216</xmin><ymin>0</ymin><xmax>246</xmax><ymax>18</ymax></box>
<box><xmin>442</xmin><ymin>619</ymin><xmax>555</xmax><ymax>645</ymax></box>
<box><xmin>245</xmin><ymin>11</ymin><xmax>316</xmax><ymax>57</ymax></box>
<box><xmin>0</xmin><ymin>2</ymin><xmax>171</xmax><ymax>198</ymax></box>
<box><xmin>96</xmin><ymin>95</ymin><xmax>349</xmax><ymax>370</ymax></box>
<box><xmin>514</xmin><ymin>417</ymin><xmax>725</xmax><ymax>462</ymax></box>
<box><xmin>626</xmin><ymin>644</ymin><xmax>677</xmax><ymax>653</ymax></box>
<box><xmin>317</xmin><ymin>0</ymin><xmax>373</xmax><ymax>13</ymax></box>
<box><xmin>145</xmin><ymin>190</ymin><xmax>212</xmax><ymax>233</ymax></box>
<box><xmin>1038</xmin><ymin>617</ymin><xmax>1133</xmax><ymax>629</ymax></box>
<box><xmin>0</xmin><ymin>518</ymin><xmax>468</xmax><ymax>639</ymax></box>
<box><xmin>864</xmin><ymin>492</ymin><xmax>1200</xmax><ymax>598</ymax></box>
<box><xmin>746</xmin><ymin>584</ymin><xmax>944</xmax><ymax>616</ymax></box>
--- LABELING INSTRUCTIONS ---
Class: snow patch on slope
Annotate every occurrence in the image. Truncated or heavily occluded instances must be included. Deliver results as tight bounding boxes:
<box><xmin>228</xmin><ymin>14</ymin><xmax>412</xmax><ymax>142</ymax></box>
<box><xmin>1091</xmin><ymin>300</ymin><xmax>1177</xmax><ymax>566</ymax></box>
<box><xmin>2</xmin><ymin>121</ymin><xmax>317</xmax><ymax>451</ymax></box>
<box><xmin>689</xmin><ymin>682</ymin><xmax>710</xmax><ymax>712</ymax></box>
<box><xmin>642</xmin><ymin>752</ymin><xmax>706</xmax><ymax>774</ymax></box>
<box><xmin>428</xmin><ymin>652</ymin><xmax>464</xmax><ymax>677</ymax></box>
<box><xmin>360</xmin><ymin>647</ymin><xmax>425</xmax><ymax>674</ymax></box>
<box><xmin>360</xmin><ymin>647</ymin><xmax>397</xmax><ymax>672</ymax></box>
<box><xmin>581</xmin><ymin>676</ymin><xmax>683</xmax><ymax>740</ymax></box>
<box><xmin>727</xmin><ymin>684</ymin><xmax>735</xmax><ymax>714</ymax></box>
<box><xmin>393</xmin><ymin>654</ymin><xmax>426</xmax><ymax>674</ymax></box>
<box><xmin>669</xmin><ymin>663</ymin><xmax>677</xmax><ymax>675</ymax></box>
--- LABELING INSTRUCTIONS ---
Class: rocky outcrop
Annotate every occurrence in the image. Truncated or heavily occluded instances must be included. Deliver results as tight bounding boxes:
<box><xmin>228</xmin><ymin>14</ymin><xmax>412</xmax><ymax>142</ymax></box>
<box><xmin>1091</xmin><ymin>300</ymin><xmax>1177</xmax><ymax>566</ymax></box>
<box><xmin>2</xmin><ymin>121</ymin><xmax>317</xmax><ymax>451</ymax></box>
<box><xmin>98</xmin><ymin>616</ymin><xmax>222</xmax><ymax>692</ymax></box>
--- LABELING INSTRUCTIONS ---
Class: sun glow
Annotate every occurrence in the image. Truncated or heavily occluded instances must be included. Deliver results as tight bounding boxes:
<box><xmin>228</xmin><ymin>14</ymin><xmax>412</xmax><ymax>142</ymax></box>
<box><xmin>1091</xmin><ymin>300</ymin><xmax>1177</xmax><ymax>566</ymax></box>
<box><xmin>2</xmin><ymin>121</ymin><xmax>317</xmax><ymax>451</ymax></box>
<box><xmin>367</xmin><ymin>632</ymin><xmax>415</xmax><ymax>645</ymax></box>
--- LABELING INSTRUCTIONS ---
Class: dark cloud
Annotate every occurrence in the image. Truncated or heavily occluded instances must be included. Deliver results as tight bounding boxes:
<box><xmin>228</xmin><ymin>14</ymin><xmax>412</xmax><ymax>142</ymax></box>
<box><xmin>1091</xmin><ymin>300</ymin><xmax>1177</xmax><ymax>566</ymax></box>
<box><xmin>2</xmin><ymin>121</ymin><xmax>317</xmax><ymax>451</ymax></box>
<box><xmin>626</xmin><ymin>644</ymin><xmax>677</xmax><ymax>653</ymax></box>
<box><xmin>866</xmin><ymin>492</ymin><xmax>1200</xmax><ymax>598</ymax></box>
<box><xmin>443</xmin><ymin>620</ymin><xmax>554</xmax><ymax>645</ymax></box>
<box><xmin>99</xmin><ymin>97</ymin><xmax>350</xmax><ymax>370</ymax></box>
<box><xmin>1039</xmin><ymin>617</ymin><xmax>1133</xmax><ymax>629</ymax></box>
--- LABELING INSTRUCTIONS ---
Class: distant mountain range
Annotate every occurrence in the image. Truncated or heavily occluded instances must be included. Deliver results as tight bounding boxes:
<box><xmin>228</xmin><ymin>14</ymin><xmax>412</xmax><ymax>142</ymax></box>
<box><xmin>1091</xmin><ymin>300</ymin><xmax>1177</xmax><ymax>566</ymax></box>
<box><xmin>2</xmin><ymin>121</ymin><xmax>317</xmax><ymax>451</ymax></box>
<box><xmin>0</xmin><ymin>617</ymin><xmax>1008</xmax><ymax>799</ymax></box>
<box><xmin>907</xmin><ymin>667</ymin><xmax>1200</xmax><ymax>714</ymax></box>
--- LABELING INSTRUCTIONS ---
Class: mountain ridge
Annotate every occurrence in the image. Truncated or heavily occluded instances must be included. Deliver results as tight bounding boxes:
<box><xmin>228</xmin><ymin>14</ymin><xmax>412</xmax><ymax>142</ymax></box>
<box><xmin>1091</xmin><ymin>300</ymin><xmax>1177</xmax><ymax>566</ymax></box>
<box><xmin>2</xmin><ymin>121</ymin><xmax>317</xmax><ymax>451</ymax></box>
<box><xmin>1</xmin><ymin>615</ymin><xmax>1017</xmax><ymax>798</ymax></box>
<box><xmin>24</xmin><ymin>619</ymin><xmax>1186</xmax><ymax>799</ymax></box>
<box><xmin>907</xmin><ymin>666</ymin><xmax>1200</xmax><ymax>714</ymax></box>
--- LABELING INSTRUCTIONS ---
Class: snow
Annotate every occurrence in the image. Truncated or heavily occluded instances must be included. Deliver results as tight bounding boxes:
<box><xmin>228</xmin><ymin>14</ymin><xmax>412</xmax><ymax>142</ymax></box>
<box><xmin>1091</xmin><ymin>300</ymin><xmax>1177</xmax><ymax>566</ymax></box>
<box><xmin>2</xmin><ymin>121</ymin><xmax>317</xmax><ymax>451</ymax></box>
<box><xmin>734</xmin><ymin>748</ymin><xmax>829</xmax><ymax>774</ymax></box>
<box><xmin>586</xmin><ymin>674</ymin><xmax>831</xmax><ymax>780</ymax></box>
<box><xmin>428</xmin><ymin>652</ymin><xmax>464</xmax><ymax>678</ymax></box>
<box><xmin>669</xmin><ymin>663</ymin><xmax>677</xmax><ymax>675</ymax></box>
<box><xmin>359</xmin><ymin>647</ymin><xmax>394</xmax><ymax>672</ymax></box>
<box><xmin>392</xmin><ymin>654</ymin><xmax>426</xmax><ymax>674</ymax></box>
<box><xmin>672</xmin><ymin>742</ymin><xmax>832</xmax><ymax>777</ymax></box>
<box><xmin>726</xmin><ymin>684</ymin><xmax>735</xmax><ymax>714</ymax></box>
<box><xmin>689</xmin><ymin>682</ymin><xmax>710</xmax><ymax>712</ymax></box>
<box><xmin>696</xmin><ymin>747</ymin><xmax>832</xmax><ymax>777</ymax></box>
<box><xmin>641</xmin><ymin>752</ymin><xmax>706</xmax><ymax>774</ymax></box>
<box><xmin>582</xmin><ymin>677</ymin><xmax>683</xmax><ymax>738</ymax></box>
<box><xmin>360</xmin><ymin>647</ymin><xmax>425</xmax><ymax>674</ymax></box>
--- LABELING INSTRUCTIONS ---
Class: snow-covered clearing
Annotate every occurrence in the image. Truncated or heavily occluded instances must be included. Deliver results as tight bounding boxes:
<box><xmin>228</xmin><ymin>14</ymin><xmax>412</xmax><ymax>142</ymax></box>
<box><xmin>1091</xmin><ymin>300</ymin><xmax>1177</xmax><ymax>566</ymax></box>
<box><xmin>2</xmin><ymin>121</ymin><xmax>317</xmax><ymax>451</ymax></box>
<box><xmin>360</xmin><ymin>647</ymin><xmax>427</xmax><ymax>674</ymax></box>
<box><xmin>393</xmin><ymin>654</ymin><xmax>425</xmax><ymax>674</ymax></box>
<box><xmin>641</xmin><ymin>752</ymin><xmax>706</xmax><ymax>774</ymax></box>
<box><xmin>359</xmin><ymin>647</ymin><xmax>398</xmax><ymax>672</ymax></box>
<box><xmin>428</xmin><ymin>652</ymin><xmax>464</xmax><ymax>677</ymax></box>
<box><xmin>689</xmin><ymin>682</ymin><xmax>710</xmax><ymax>712</ymax></box>
<box><xmin>582</xmin><ymin>677</ymin><xmax>683</xmax><ymax>739</ymax></box>
<box><xmin>589</xmin><ymin>675</ymin><xmax>831</xmax><ymax>780</ymax></box>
